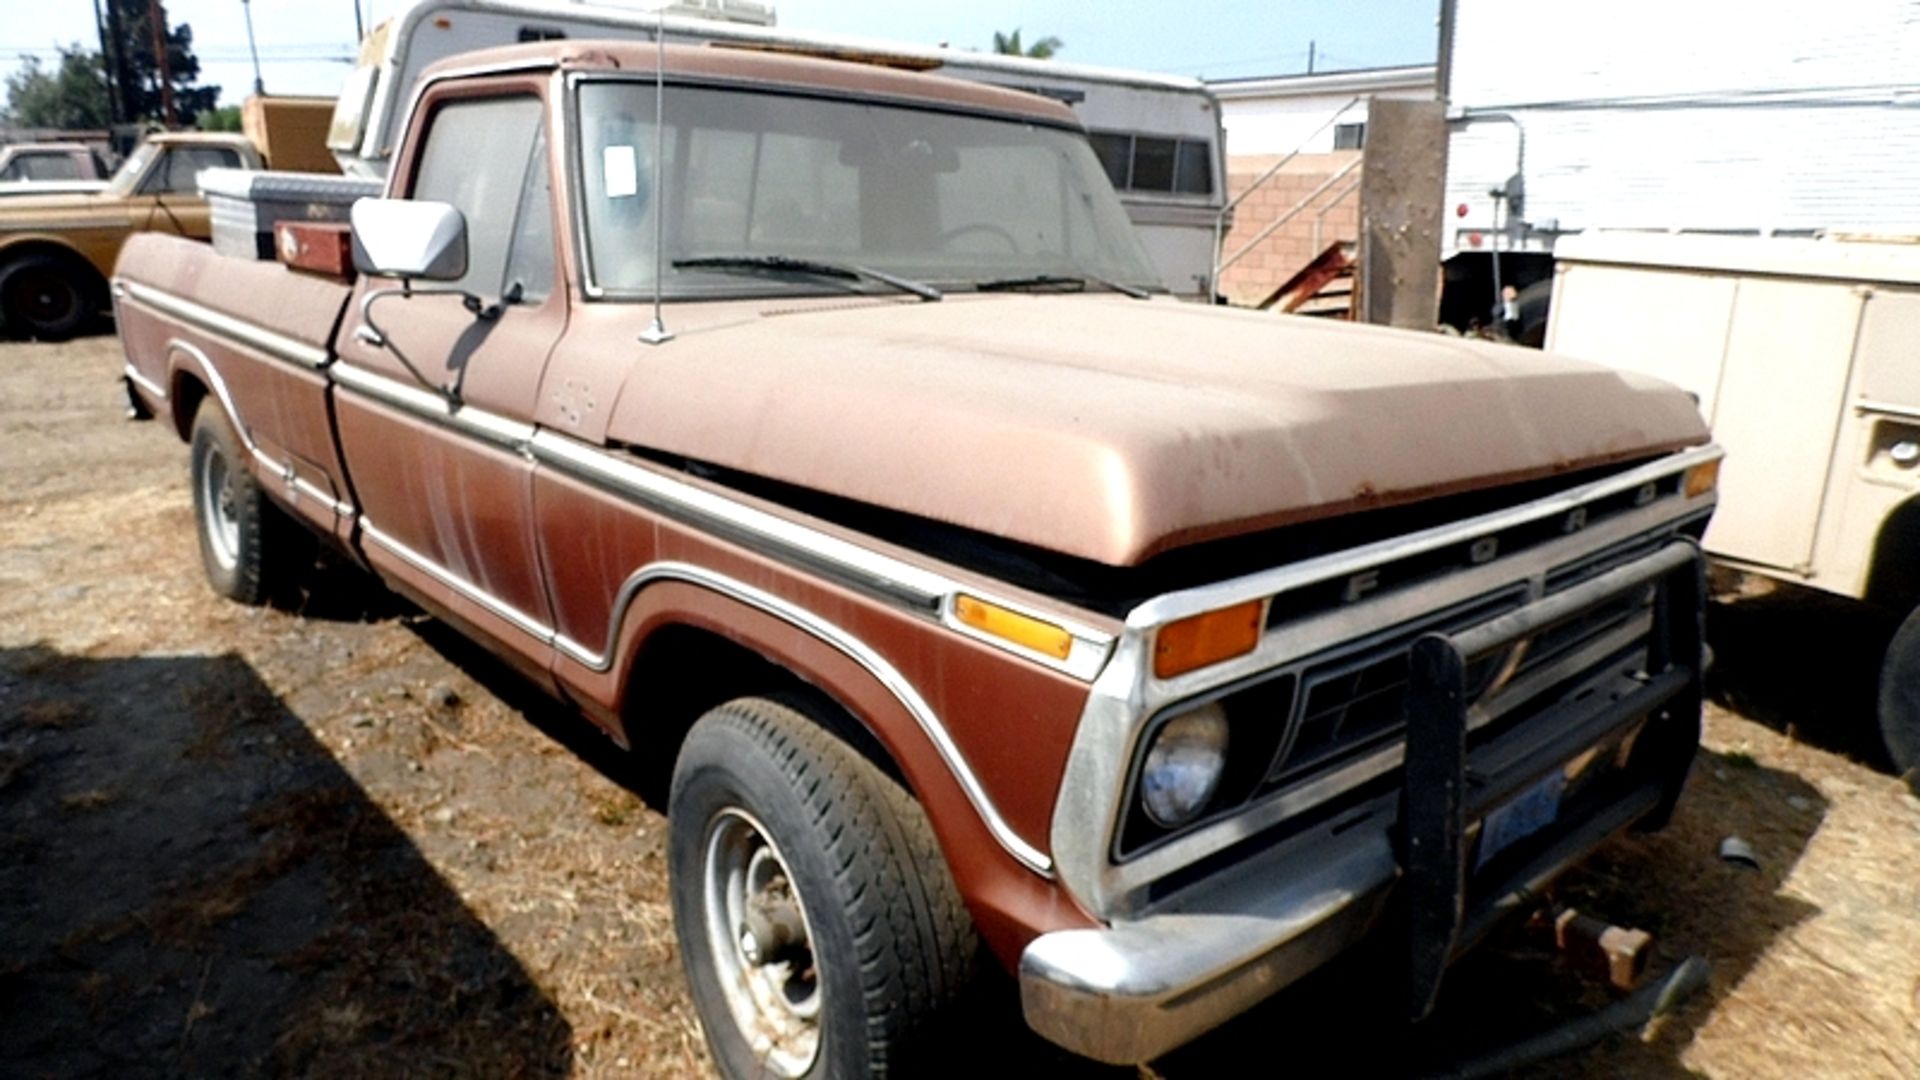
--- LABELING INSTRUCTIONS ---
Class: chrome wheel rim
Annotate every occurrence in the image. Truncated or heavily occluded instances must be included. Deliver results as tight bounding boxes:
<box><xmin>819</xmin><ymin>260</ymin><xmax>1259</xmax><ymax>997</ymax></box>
<box><xmin>200</xmin><ymin>446</ymin><xmax>240</xmax><ymax>571</ymax></box>
<box><xmin>702</xmin><ymin>808</ymin><xmax>821</xmax><ymax>1076</ymax></box>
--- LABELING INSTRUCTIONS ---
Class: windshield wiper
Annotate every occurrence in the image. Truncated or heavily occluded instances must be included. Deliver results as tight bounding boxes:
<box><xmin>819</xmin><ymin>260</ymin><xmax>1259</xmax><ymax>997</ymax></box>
<box><xmin>974</xmin><ymin>272</ymin><xmax>1152</xmax><ymax>300</ymax></box>
<box><xmin>672</xmin><ymin>255</ymin><xmax>941</xmax><ymax>302</ymax></box>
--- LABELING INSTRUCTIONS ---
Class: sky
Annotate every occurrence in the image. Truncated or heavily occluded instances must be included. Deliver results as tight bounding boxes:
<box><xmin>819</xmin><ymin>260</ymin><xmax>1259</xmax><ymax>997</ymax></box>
<box><xmin>1</xmin><ymin>1</ymin><xmax>1441</xmax><ymax>114</ymax></box>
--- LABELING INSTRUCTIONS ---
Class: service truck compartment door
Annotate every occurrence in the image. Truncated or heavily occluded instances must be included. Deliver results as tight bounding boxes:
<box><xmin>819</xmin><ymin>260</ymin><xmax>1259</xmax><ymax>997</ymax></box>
<box><xmin>1704</xmin><ymin>279</ymin><xmax>1862</xmax><ymax>574</ymax></box>
<box><xmin>1550</xmin><ymin>258</ymin><xmax>1862</xmax><ymax>576</ymax></box>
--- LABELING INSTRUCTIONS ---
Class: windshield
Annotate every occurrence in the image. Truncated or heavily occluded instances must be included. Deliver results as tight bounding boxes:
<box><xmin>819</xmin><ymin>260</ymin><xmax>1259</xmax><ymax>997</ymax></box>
<box><xmin>575</xmin><ymin>81</ymin><xmax>1160</xmax><ymax>298</ymax></box>
<box><xmin>104</xmin><ymin>141</ymin><xmax>157</xmax><ymax>197</ymax></box>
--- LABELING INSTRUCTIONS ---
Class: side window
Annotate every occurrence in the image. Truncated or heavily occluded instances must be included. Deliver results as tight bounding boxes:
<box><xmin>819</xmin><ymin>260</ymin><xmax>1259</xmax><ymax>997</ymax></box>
<box><xmin>411</xmin><ymin>95</ymin><xmax>545</xmax><ymax>299</ymax></box>
<box><xmin>0</xmin><ymin>159</ymin><xmax>22</xmax><ymax>181</ymax></box>
<box><xmin>23</xmin><ymin>154</ymin><xmax>83</xmax><ymax>181</ymax></box>
<box><xmin>1129</xmin><ymin>136</ymin><xmax>1176</xmax><ymax>191</ymax></box>
<box><xmin>1087</xmin><ymin>132</ymin><xmax>1130</xmax><ymax>189</ymax></box>
<box><xmin>1173</xmin><ymin>141</ymin><xmax>1211</xmax><ymax>196</ymax></box>
<box><xmin>139</xmin><ymin>146</ymin><xmax>242</xmax><ymax>194</ymax></box>
<box><xmin>1086</xmin><ymin>131</ymin><xmax>1212</xmax><ymax>196</ymax></box>
<box><xmin>502</xmin><ymin>127</ymin><xmax>555</xmax><ymax>303</ymax></box>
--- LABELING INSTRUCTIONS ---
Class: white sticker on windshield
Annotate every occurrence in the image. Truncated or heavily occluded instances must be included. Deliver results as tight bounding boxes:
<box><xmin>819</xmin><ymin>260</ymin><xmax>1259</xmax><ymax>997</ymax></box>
<box><xmin>603</xmin><ymin>145</ymin><xmax>638</xmax><ymax>198</ymax></box>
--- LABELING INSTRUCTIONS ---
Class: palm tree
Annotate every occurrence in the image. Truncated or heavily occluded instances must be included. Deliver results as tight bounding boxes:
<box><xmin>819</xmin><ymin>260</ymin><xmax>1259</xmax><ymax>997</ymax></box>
<box><xmin>991</xmin><ymin>29</ymin><xmax>1063</xmax><ymax>59</ymax></box>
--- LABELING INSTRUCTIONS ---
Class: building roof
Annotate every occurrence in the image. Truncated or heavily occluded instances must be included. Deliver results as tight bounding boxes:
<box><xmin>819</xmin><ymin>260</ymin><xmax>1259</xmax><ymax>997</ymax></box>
<box><xmin>1208</xmin><ymin>64</ymin><xmax>1436</xmax><ymax>100</ymax></box>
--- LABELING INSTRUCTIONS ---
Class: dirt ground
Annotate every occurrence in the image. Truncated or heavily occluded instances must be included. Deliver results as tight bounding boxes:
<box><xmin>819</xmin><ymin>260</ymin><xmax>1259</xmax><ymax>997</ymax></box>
<box><xmin>2</xmin><ymin>334</ymin><xmax>1916</xmax><ymax>1078</ymax></box>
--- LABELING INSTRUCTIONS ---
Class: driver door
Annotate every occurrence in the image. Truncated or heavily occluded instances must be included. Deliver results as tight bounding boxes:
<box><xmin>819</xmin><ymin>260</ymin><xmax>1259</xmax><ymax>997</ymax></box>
<box><xmin>332</xmin><ymin>82</ymin><xmax>568</xmax><ymax>683</ymax></box>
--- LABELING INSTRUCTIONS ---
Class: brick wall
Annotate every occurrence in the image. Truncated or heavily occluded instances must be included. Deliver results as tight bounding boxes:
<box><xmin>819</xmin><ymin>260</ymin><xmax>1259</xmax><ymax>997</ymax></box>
<box><xmin>1217</xmin><ymin>150</ymin><xmax>1362</xmax><ymax>307</ymax></box>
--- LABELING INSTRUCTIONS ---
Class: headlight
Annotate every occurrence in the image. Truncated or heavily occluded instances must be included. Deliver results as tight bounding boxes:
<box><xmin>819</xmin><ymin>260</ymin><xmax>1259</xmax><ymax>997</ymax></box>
<box><xmin>1139</xmin><ymin>702</ymin><xmax>1230</xmax><ymax>828</ymax></box>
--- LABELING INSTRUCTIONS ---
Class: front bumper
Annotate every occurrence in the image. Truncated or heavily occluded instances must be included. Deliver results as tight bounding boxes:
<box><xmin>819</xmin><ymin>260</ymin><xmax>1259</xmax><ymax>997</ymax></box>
<box><xmin>1020</xmin><ymin>541</ymin><xmax>1704</xmax><ymax>1064</ymax></box>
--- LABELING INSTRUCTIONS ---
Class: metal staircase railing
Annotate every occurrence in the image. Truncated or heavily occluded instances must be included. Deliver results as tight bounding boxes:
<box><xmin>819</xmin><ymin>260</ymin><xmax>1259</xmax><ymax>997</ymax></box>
<box><xmin>1209</xmin><ymin>95</ymin><xmax>1366</xmax><ymax>298</ymax></box>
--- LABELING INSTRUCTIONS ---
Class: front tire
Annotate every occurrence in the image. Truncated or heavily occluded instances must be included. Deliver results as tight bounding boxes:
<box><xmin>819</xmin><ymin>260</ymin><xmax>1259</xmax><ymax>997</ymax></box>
<box><xmin>669</xmin><ymin>697</ymin><xmax>976</xmax><ymax>1079</ymax></box>
<box><xmin>189</xmin><ymin>404</ymin><xmax>302</xmax><ymax>604</ymax></box>
<box><xmin>1878</xmin><ymin>607</ymin><xmax>1920</xmax><ymax>794</ymax></box>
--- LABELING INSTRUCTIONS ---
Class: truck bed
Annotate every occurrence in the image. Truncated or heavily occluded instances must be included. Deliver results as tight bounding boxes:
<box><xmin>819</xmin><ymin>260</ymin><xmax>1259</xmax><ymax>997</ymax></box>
<box><xmin>114</xmin><ymin>233</ymin><xmax>356</xmax><ymax>545</ymax></box>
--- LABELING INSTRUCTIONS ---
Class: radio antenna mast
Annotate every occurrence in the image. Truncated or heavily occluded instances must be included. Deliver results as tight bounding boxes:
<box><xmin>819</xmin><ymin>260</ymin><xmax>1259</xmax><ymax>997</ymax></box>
<box><xmin>638</xmin><ymin>6</ymin><xmax>674</xmax><ymax>345</ymax></box>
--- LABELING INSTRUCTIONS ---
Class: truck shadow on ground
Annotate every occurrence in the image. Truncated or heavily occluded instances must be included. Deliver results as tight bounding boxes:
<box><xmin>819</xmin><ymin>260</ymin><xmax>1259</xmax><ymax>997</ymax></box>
<box><xmin>1706</xmin><ymin>579</ymin><xmax>1898</xmax><ymax>772</ymax></box>
<box><xmin>0</xmin><ymin>644</ymin><xmax>571</xmax><ymax>1079</ymax></box>
<box><xmin>402</xmin><ymin>613</ymin><xmax>1830</xmax><ymax>1078</ymax></box>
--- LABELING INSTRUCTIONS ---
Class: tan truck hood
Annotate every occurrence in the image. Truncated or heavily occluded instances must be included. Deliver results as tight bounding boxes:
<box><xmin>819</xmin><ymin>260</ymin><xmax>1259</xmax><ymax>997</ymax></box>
<box><xmin>605</xmin><ymin>295</ymin><xmax>1707</xmax><ymax>566</ymax></box>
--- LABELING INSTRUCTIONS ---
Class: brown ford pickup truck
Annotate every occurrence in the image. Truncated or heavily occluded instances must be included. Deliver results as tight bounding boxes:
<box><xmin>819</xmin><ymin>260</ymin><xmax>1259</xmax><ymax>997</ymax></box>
<box><xmin>113</xmin><ymin>40</ymin><xmax>1722</xmax><ymax>1075</ymax></box>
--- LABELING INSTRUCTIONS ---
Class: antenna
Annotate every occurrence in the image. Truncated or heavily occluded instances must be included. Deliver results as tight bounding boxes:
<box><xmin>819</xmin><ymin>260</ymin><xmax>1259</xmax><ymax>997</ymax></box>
<box><xmin>638</xmin><ymin>6</ymin><xmax>674</xmax><ymax>345</ymax></box>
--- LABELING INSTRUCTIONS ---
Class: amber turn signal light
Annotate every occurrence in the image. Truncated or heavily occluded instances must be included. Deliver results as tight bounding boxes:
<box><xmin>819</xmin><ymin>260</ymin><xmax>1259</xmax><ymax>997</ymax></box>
<box><xmin>1683</xmin><ymin>458</ymin><xmax>1720</xmax><ymax>498</ymax></box>
<box><xmin>1154</xmin><ymin>600</ymin><xmax>1264</xmax><ymax>679</ymax></box>
<box><xmin>954</xmin><ymin>595</ymin><xmax>1074</xmax><ymax>660</ymax></box>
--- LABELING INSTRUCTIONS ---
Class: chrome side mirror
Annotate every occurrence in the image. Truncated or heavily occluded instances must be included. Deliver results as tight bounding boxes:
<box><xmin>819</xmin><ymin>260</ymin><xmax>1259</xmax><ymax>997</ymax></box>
<box><xmin>350</xmin><ymin>198</ymin><xmax>467</xmax><ymax>281</ymax></box>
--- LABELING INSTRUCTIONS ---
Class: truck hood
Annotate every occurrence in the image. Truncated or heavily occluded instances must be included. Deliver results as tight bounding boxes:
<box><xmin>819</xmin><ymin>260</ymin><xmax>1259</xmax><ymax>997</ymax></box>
<box><xmin>604</xmin><ymin>294</ymin><xmax>1708</xmax><ymax>567</ymax></box>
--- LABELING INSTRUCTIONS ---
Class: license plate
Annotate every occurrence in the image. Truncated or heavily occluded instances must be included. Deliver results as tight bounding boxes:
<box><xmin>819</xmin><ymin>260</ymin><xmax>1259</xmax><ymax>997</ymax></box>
<box><xmin>1476</xmin><ymin>770</ymin><xmax>1566</xmax><ymax>870</ymax></box>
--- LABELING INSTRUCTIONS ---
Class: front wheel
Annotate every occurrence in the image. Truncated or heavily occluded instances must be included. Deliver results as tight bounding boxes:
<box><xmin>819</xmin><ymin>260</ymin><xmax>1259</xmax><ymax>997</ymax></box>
<box><xmin>669</xmin><ymin>697</ymin><xmax>976</xmax><ymax>1079</ymax></box>
<box><xmin>1878</xmin><ymin>606</ymin><xmax>1920</xmax><ymax>794</ymax></box>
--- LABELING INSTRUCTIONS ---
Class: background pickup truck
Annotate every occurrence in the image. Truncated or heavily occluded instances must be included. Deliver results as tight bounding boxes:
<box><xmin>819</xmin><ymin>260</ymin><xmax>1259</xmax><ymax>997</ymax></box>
<box><xmin>0</xmin><ymin>133</ymin><xmax>260</xmax><ymax>341</ymax></box>
<box><xmin>0</xmin><ymin>98</ymin><xmax>340</xmax><ymax>342</ymax></box>
<box><xmin>0</xmin><ymin>141</ymin><xmax>112</xmax><ymax>195</ymax></box>
<box><xmin>114</xmin><ymin>39</ymin><xmax>1722</xmax><ymax>1074</ymax></box>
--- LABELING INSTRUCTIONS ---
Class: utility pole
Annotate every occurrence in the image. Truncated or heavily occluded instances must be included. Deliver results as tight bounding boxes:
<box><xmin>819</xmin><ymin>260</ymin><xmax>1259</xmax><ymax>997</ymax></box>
<box><xmin>353</xmin><ymin>0</ymin><xmax>365</xmax><ymax>42</ymax></box>
<box><xmin>91</xmin><ymin>0</ymin><xmax>121</xmax><ymax>125</ymax></box>
<box><xmin>1308</xmin><ymin>39</ymin><xmax>1316</xmax><ymax>74</ymax></box>
<box><xmin>242</xmin><ymin>0</ymin><xmax>266</xmax><ymax>94</ymax></box>
<box><xmin>103</xmin><ymin>0</ymin><xmax>133</xmax><ymax>126</ymax></box>
<box><xmin>147</xmin><ymin>0</ymin><xmax>177</xmax><ymax>126</ymax></box>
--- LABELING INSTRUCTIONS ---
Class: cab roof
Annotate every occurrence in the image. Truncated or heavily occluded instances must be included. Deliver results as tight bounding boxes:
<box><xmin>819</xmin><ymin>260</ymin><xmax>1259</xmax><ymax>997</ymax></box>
<box><xmin>417</xmin><ymin>39</ymin><xmax>1083</xmax><ymax>128</ymax></box>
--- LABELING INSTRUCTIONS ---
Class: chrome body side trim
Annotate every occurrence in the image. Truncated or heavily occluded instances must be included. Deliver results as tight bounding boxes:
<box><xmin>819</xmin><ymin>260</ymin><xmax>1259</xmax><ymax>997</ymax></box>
<box><xmin>171</xmin><ymin>337</ymin><xmax>349</xmax><ymax>518</ymax></box>
<box><xmin>119</xmin><ymin>279</ymin><xmax>330</xmax><ymax>370</ymax></box>
<box><xmin>330</xmin><ymin>361</ymin><xmax>537</xmax><ymax>450</ymax></box>
<box><xmin>152</xmin><ymin>337</ymin><xmax>349</xmax><ymax>520</ymax></box>
<box><xmin>532</xmin><ymin>429</ymin><xmax>1115</xmax><ymax>680</ymax></box>
<box><xmin>123</xmin><ymin>362</ymin><xmax>167</xmax><ymax>401</ymax></box>
<box><xmin>1050</xmin><ymin>445</ymin><xmax>1722</xmax><ymax>918</ymax></box>
<box><xmin>357</xmin><ymin>524</ymin><xmax>1054</xmax><ymax>876</ymax></box>
<box><xmin>363</xmin><ymin>518</ymin><xmax>555</xmax><ymax>641</ymax></box>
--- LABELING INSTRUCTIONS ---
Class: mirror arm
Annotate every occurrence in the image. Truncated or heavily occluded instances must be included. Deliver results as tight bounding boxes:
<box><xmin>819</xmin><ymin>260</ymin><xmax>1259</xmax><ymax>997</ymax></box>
<box><xmin>351</xmin><ymin>281</ymin><xmax>461</xmax><ymax>408</ymax></box>
<box><xmin>352</xmin><ymin>279</ymin><xmax>408</xmax><ymax>348</ymax></box>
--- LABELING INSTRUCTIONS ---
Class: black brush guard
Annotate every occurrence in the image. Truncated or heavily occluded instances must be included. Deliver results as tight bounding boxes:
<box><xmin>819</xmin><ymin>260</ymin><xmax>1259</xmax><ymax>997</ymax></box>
<box><xmin>1401</xmin><ymin>540</ymin><xmax>1705</xmax><ymax>1021</ymax></box>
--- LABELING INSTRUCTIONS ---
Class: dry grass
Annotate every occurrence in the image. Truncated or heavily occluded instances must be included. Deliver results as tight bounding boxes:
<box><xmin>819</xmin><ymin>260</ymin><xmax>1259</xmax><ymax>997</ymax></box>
<box><xmin>3</xmin><ymin>336</ymin><xmax>1916</xmax><ymax>1078</ymax></box>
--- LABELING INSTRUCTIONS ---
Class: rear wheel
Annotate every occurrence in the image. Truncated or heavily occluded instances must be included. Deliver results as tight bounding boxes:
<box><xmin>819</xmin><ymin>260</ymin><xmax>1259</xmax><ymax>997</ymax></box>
<box><xmin>669</xmin><ymin>696</ymin><xmax>976</xmax><ymax>1079</ymax></box>
<box><xmin>0</xmin><ymin>253</ymin><xmax>97</xmax><ymax>341</ymax></box>
<box><xmin>189</xmin><ymin>404</ymin><xmax>306</xmax><ymax>604</ymax></box>
<box><xmin>1878</xmin><ymin>607</ymin><xmax>1920</xmax><ymax>794</ymax></box>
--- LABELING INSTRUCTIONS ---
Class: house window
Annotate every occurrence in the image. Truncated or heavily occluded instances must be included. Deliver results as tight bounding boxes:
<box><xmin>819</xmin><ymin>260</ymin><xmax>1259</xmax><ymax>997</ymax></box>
<box><xmin>1333</xmin><ymin>122</ymin><xmax>1366</xmax><ymax>151</ymax></box>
